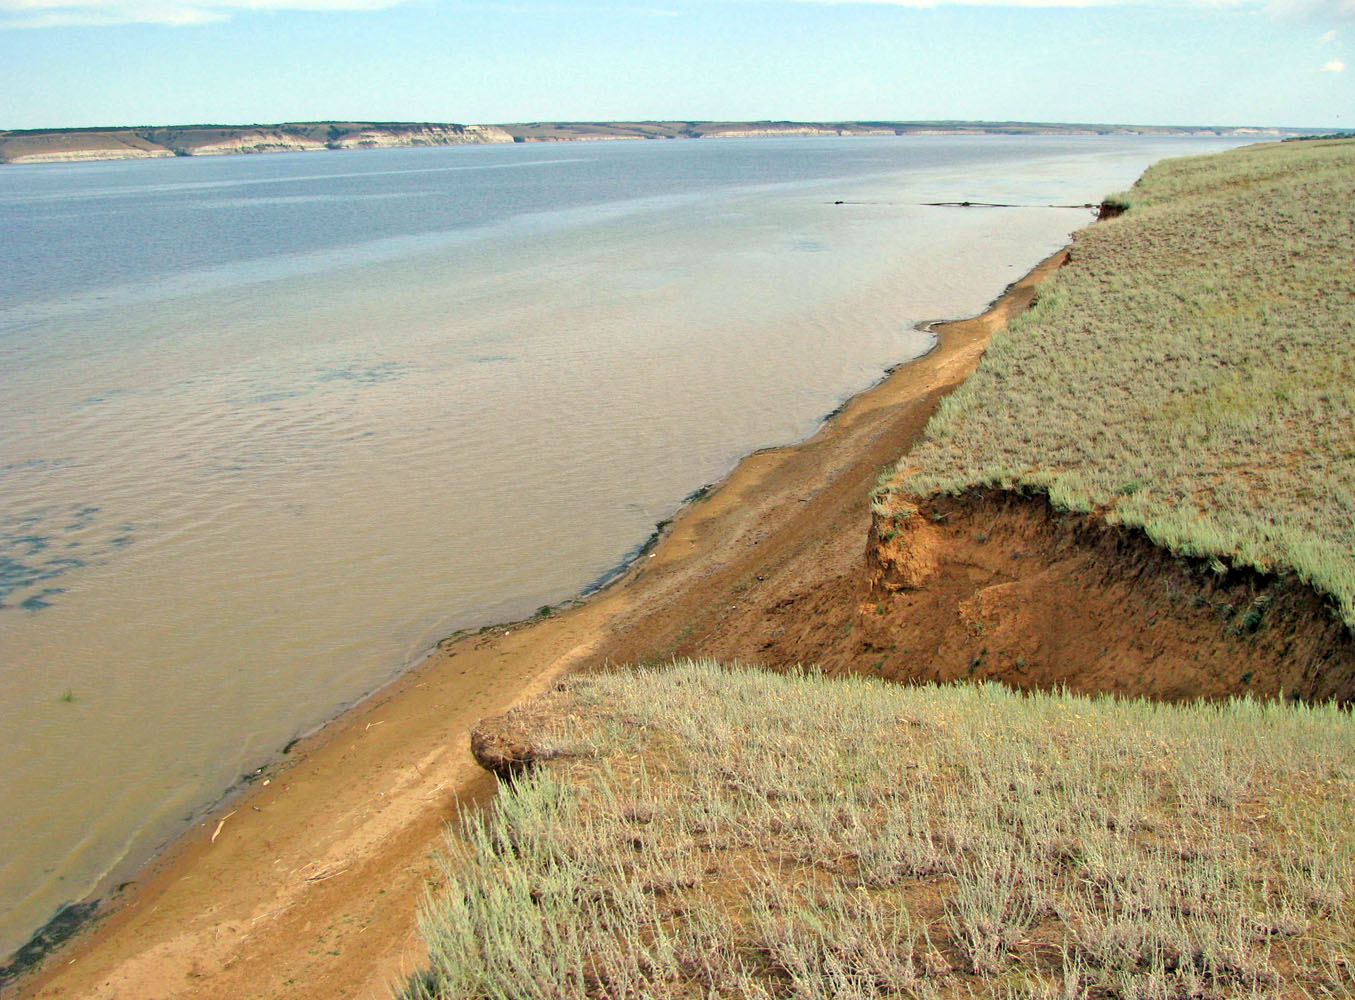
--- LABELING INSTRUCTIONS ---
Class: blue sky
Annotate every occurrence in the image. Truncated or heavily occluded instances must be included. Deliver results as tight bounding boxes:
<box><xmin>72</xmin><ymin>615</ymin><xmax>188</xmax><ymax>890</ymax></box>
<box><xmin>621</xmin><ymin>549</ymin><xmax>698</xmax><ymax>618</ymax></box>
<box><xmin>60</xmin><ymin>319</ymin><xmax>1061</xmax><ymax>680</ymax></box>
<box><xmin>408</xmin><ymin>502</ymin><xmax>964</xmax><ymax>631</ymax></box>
<box><xmin>1</xmin><ymin>0</ymin><xmax>1349</xmax><ymax>129</ymax></box>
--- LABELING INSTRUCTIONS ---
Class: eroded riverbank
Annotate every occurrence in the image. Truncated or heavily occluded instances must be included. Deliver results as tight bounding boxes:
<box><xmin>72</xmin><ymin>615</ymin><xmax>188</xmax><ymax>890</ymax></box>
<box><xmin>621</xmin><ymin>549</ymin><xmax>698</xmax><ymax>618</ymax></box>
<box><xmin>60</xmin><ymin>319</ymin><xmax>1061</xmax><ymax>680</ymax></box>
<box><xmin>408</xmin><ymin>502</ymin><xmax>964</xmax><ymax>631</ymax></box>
<box><xmin>13</xmin><ymin>247</ymin><xmax>1071</xmax><ymax>1000</ymax></box>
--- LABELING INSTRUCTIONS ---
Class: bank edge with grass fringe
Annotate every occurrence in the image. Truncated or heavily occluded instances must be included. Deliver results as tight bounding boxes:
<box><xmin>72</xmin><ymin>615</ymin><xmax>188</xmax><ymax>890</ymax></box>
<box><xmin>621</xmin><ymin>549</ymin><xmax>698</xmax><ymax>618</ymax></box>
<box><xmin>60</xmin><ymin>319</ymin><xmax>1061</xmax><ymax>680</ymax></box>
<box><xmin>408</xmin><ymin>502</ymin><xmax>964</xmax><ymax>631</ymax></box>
<box><xmin>404</xmin><ymin>660</ymin><xmax>1355</xmax><ymax>1000</ymax></box>
<box><xmin>873</xmin><ymin>138</ymin><xmax>1355</xmax><ymax>626</ymax></box>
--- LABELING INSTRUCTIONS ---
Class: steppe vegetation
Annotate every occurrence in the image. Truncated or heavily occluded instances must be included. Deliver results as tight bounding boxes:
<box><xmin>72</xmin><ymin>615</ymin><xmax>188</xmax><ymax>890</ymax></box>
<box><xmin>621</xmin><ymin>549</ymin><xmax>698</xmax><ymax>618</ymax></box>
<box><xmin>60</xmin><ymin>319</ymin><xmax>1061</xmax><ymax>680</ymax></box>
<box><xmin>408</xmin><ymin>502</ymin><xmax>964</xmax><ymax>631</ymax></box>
<box><xmin>406</xmin><ymin>660</ymin><xmax>1354</xmax><ymax>999</ymax></box>
<box><xmin>401</xmin><ymin>140</ymin><xmax>1355</xmax><ymax>1000</ymax></box>
<box><xmin>876</xmin><ymin>139</ymin><xmax>1355</xmax><ymax>623</ymax></box>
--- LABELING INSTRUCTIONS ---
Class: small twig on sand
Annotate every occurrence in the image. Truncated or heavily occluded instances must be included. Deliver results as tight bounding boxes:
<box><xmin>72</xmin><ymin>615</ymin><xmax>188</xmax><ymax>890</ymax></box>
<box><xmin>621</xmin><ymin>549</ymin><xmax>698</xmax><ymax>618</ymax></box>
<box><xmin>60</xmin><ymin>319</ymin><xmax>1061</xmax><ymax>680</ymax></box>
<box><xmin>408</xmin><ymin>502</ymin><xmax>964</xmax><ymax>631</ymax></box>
<box><xmin>210</xmin><ymin>810</ymin><xmax>238</xmax><ymax>844</ymax></box>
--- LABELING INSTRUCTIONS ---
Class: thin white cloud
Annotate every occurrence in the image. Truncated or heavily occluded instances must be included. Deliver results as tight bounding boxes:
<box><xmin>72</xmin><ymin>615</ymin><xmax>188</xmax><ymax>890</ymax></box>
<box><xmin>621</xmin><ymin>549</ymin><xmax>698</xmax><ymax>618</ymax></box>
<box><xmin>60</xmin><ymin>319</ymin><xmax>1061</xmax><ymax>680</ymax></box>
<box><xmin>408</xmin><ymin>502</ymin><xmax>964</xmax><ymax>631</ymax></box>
<box><xmin>6</xmin><ymin>0</ymin><xmax>1355</xmax><ymax>28</ymax></box>
<box><xmin>1321</xmin><ymin>26</ymin><xmax>1337</xmax><ymax>35</ymax></box>
<box><xmin>1322</xmin><ymin>56</ymin><xmax>1347</xmax><ymax>67</ymax></box>
<box><xmin>774</xmin><ymin>0</ymin><xmax>1355</xmax><ymax>13</ymax></box>
<box><xmin>0</xmin><ymin>0</ymin><xmax>402</xmax><ymax>27</ymax></box>
<box><xmin>470</xmin><ymin>2</ymin><xmax>680</xmax><ymax>12</ymax></box>
<box><xmin>1265</xmin><ymin>0</ymin><xmax>1355</xmax><ymax>20</ymax></box>
<box><xmin>0</xmin><ymin>0</ymin><xmax>1191</xmax><ymax>27</ymax></box>
<box><xmin>780</xmin><ymin>0</ymin><xmax>1130</xmax><ymax>5</ymax></box>
<box><xmin>788</xmin><ymin>0</ymin><xmax>1355</xmax><ymax>16</ymax></box>
<box><xmin>5</xmin><ymin>2</ymin><xmax>221</xmax><ymax>23</ymax></box>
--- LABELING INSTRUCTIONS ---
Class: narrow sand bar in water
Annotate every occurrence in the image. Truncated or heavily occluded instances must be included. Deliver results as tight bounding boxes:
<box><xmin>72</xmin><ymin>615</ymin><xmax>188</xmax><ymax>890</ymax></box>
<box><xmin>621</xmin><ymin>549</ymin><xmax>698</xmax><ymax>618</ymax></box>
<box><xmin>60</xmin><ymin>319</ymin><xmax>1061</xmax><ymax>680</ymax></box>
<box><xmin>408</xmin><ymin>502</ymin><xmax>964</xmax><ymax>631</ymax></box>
<box><xmin>17</xmin><ymin>247</ymin><xmax>1068</xmax><ymax>1000</ymax></box>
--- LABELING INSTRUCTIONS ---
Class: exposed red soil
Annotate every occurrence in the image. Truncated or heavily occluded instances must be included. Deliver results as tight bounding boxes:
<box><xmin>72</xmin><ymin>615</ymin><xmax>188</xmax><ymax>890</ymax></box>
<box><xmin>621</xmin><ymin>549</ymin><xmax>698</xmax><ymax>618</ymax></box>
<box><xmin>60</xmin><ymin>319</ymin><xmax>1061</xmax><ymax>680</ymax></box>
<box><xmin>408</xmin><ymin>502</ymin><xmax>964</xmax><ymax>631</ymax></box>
<box><xmin>865</xmin><ymin>490</ymin><xmax>1355</xmax><ymax>702</ymax></box>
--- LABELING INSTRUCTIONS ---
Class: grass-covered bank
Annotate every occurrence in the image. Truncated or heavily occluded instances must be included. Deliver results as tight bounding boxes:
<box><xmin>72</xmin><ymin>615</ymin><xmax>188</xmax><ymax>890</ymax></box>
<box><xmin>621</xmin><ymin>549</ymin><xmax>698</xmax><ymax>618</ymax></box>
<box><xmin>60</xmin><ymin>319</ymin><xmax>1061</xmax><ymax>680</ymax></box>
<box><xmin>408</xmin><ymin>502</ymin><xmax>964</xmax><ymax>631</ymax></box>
<box><xmin>402</xmin><ymin>139</ymin><xmax>1355</xmax><ymax>1000</ymax></box>
<box><xmin>875</xmin><ymin>138</ymin><xmax>1355</xmax><ymax>623</ymax></box>
<box><xmin>407</xmin><ymin>661</ymin><xmax>1354</xmax><ymax>999</ymax></box>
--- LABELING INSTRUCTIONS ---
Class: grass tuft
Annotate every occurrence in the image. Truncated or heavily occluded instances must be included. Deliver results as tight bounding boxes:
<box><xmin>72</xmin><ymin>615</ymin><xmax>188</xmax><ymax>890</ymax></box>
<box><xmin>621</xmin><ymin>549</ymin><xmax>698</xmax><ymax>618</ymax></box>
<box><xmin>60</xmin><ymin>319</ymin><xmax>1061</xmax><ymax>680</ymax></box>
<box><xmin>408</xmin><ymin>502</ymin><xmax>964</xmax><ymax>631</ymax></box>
<box><xmin>403</xmin><ymin>660</ymin><xmax>1355</xmax><ymax>999</ymax></box>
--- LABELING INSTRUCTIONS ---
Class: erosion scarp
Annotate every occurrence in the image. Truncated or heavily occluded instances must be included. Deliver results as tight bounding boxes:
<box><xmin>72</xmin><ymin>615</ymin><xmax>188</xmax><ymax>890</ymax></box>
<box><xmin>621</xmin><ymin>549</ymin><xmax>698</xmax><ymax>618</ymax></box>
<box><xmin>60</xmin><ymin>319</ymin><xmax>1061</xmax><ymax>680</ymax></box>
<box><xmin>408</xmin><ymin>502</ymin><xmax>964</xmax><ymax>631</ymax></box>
<box><xmin>864</xmin><ymin>489</ymin><xmax>1355</xmax><ymax>703</ymax></box>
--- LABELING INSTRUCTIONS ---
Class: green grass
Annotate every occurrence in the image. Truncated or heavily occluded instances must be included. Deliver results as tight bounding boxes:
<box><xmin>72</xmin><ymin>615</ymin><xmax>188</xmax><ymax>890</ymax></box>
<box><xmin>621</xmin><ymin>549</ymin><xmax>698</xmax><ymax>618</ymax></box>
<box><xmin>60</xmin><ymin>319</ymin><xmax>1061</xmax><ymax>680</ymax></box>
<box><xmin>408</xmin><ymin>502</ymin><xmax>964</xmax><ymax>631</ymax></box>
<box><xmin>403</xmin><ymin>660</ymin><xmax>1355</xmax><ymax>999</ymax></box>
<box><xmin>873</xmin><ymin>138</ymin><xmax>1355</xmax><ymax>623</ymax></box>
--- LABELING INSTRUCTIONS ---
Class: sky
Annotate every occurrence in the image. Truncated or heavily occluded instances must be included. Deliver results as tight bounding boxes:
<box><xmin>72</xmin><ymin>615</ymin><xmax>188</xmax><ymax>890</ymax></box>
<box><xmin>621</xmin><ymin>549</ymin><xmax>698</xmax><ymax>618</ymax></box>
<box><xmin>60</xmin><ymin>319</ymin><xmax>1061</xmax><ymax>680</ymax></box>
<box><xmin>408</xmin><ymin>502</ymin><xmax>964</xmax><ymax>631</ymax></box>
<box><xmin>0</xmin><ymin>0</ymin><xmax>1350</xmax><ymax>130</ymax></box>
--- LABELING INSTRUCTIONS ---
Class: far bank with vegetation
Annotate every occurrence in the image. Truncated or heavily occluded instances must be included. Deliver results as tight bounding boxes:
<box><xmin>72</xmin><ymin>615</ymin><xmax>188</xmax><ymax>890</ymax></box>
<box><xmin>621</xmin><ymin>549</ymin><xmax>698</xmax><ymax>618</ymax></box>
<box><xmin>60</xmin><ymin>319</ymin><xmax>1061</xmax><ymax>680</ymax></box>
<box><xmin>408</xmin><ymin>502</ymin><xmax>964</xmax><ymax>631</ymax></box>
<box><xmin>0</xmin><ymin>120</ymin><xmax>1343</xmax><ymax>164</ymax></box>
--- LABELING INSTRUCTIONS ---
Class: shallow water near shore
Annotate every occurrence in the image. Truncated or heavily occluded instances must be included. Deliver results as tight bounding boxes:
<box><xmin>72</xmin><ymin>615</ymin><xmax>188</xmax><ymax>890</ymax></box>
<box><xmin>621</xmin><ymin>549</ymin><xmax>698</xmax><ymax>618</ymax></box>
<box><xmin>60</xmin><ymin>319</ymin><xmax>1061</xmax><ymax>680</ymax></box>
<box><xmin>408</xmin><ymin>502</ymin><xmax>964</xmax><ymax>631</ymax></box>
<box><xmin>0</xmin><ymin>134</ymin><xmax>1252</xmax><ymax>960</ymax></box>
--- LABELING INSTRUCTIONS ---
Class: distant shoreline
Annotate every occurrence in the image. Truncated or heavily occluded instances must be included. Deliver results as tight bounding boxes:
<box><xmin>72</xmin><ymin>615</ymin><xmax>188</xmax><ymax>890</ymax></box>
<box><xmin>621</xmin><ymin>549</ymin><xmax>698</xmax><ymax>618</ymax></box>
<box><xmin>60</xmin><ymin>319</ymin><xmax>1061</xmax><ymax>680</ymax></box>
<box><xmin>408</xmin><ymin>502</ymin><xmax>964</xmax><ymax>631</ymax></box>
<box><xmin>1</xmin><ymin>118</ymin><xmax>1343</xmax><ymax>165</ymax></box>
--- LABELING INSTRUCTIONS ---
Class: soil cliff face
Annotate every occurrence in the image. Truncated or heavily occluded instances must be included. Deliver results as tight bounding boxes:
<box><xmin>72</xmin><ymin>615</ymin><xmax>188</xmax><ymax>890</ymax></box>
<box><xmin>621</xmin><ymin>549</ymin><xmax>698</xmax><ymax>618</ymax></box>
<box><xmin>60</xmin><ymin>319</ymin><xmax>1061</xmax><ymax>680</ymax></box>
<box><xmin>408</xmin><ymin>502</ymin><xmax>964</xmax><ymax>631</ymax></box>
<box><xmin>0</xmin><ymin>131</ymin><xmax>173</xmax><ymax>163</ymax></box>
<box><xmin>313</xmin><ymin>124</ymin><xmax>513</xmax><ymax>149</ymax></box>
<box><xmin>142</xmin><ymin>127</ymin><xmax>327</xmax><ymax>156</ymax></box>
<box><xmin>0</xmin><ymin>123</ymin><xmax>515</xmax><ymax>163</ymax></box>
<box><xmin>143</xmin><ymin>123</ymin><xmax>515</xmax><ymax>155</ymax></box>
<box><xmin>864</xmin><ymin>490</ymin><xmax>1355</xmax><ymax>703</ymax></box>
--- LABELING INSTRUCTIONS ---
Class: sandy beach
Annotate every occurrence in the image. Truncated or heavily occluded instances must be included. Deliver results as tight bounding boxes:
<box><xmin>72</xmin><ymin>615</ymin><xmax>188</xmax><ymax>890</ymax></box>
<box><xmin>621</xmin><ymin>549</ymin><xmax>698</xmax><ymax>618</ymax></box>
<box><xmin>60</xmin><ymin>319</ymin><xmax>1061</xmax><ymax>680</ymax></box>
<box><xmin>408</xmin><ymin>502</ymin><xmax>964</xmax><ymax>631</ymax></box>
<box><xmin>13</xmin><ymin>248</ymin><xmax>1066</xmax><ymax>1000</ymax></box>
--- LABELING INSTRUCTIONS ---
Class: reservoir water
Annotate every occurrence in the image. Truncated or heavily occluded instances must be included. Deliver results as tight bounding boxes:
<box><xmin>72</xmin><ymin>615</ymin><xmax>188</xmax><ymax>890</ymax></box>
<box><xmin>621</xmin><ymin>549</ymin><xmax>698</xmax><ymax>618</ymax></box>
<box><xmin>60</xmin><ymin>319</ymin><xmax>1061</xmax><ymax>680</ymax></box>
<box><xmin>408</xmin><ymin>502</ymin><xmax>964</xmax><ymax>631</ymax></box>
<box><xmin>0</xmin><ymin>133</ymin><xmax>1250</xmax><ymax>959</ymax></box>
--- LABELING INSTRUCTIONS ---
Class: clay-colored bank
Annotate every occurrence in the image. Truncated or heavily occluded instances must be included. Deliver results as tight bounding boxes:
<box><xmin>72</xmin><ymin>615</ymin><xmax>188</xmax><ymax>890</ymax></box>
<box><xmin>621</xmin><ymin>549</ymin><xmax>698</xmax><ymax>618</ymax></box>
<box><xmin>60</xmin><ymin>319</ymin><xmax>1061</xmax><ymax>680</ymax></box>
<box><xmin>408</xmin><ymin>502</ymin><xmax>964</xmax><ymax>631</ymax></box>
<box><xmin>0</xmin><ymin>124</ymin><xmax>513</xmax><ymax>163</ymax></box>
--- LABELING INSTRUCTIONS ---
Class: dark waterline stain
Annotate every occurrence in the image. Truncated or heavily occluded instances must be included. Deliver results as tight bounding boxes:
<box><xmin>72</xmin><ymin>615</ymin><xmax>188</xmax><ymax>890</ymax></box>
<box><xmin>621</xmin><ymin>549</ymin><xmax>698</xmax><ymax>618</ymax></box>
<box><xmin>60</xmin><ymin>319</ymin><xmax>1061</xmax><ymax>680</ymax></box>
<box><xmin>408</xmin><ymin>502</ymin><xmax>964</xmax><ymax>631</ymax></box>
<box><xmin>0</xmin><ymin>900</ymin><xmax>100</xmax><ymax>985</ymax></box>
